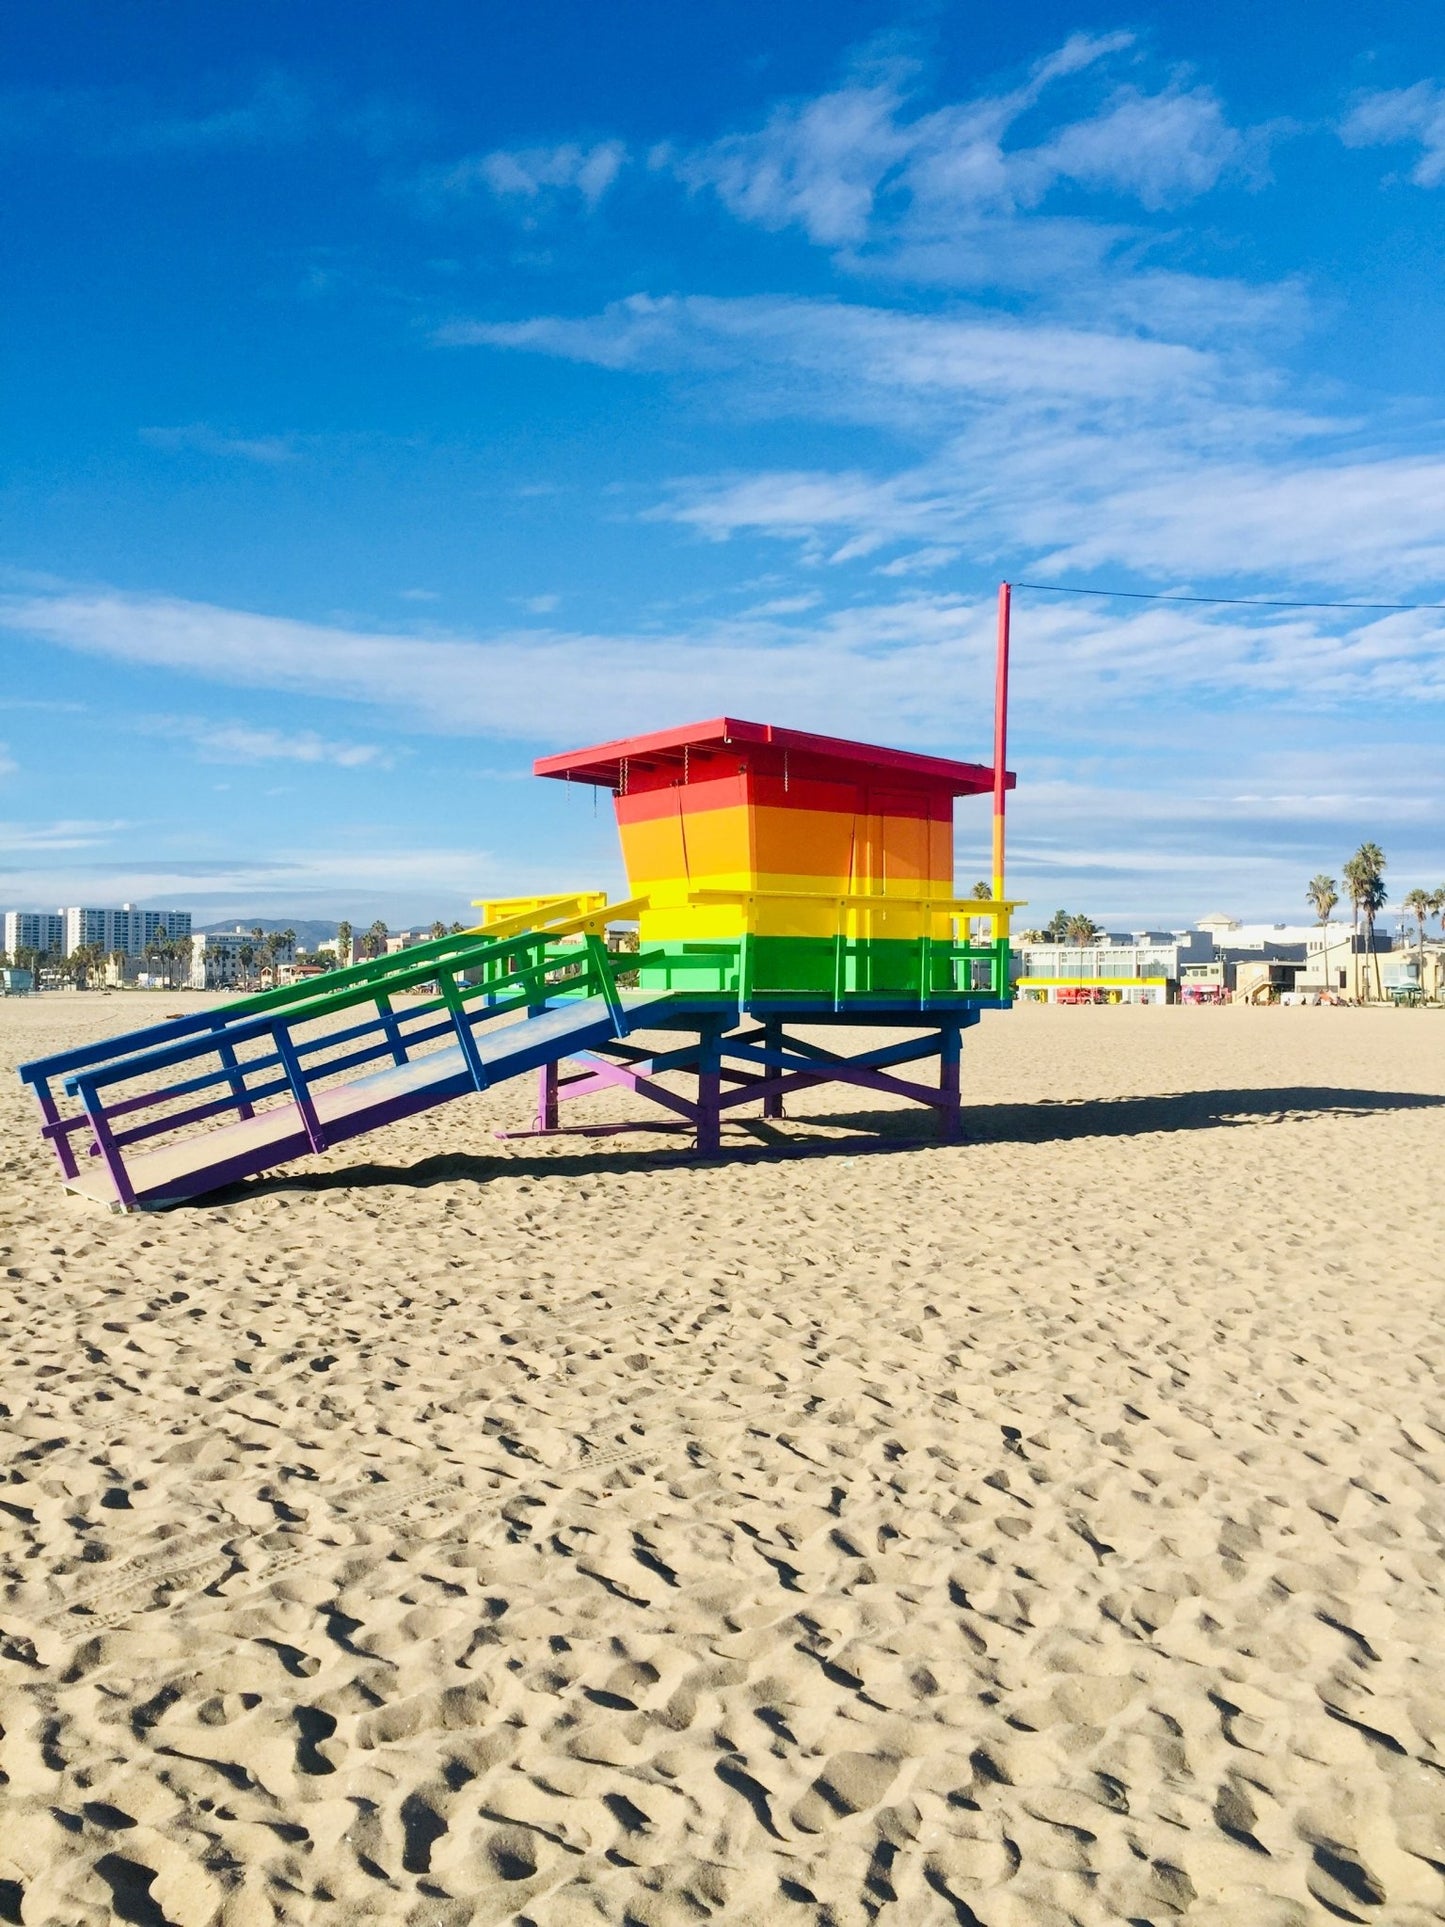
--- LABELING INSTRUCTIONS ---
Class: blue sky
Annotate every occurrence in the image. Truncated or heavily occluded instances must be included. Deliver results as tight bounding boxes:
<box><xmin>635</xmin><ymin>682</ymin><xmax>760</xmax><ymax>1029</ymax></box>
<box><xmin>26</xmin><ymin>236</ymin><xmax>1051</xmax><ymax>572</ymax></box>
<box><xmin>3</xmin><ymin>1</ymin><xmax>1444</xmax><ymax>929</ymax></box>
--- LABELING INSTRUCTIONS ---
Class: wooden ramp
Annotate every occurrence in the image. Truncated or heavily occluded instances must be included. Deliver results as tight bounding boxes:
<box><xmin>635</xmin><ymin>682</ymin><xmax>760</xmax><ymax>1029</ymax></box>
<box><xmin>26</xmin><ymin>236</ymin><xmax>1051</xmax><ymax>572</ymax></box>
<box><xmin>62</xmin><ymin>999</ymin><xmax>666</xmax><ymax>1208</ymax></box>
<box><xmin>18</xmin><ymin>911</ymin><xmax>672</xmax><ymax>1211</ymax></box>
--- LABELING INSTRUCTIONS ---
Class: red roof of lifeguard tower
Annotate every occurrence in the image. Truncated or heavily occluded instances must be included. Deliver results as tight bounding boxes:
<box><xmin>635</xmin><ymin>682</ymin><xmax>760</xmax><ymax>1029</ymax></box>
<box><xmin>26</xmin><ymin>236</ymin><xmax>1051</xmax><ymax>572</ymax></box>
<box><xmin>534</xmin><ymin>717</ymin><xmax>1012</xmax><ymax>796</ymax></box>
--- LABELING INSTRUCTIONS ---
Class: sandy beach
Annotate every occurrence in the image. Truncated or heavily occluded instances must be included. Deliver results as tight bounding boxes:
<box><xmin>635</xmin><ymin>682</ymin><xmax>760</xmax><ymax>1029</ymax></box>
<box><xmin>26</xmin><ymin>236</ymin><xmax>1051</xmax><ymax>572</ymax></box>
<box><xmin>1</xmin><ymin>992</ymin><xmax>1442</xmax><ymax>1926</ymax></box>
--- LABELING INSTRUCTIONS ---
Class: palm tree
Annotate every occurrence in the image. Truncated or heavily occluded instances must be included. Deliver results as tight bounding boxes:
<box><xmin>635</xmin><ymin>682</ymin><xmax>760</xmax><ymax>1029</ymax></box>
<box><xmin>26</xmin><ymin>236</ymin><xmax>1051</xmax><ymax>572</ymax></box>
<box><xmin>1306</xmin><ymin>873</ymin><xmax>1338</xmax><ymax>985</ymax></box>
<box><xmin>1063</xmin><ymin>914</ymin><xmax>1100</xmax><ymax>944</ymax></box>
<box><xmin>68</xmin><ymin>941</ymin><xmax>106</xmax><ymax>989</ymax></box>
<box><xmin>1403</xmin><ymin>888</ymin><xmax>1432</xmax><ymax>990</ymax></box>
<box><xmin>365</xmin><ymin>918</ymin><xmax>389</xmax><ymax>961</ymax></box>
<box><xmin>336</xmin><ymin>919</ymin><xmax>353</xmax><ymax>968</ymax></box>
<box><xmin>429</xmin><ymin>919</ymin><xmax>447</xmax><ymax>941</ymax></box>
<box><xmin>1343</xmin><ymin>843</ymin><xmax>1387</xmax><ymax>1000</ymax></box>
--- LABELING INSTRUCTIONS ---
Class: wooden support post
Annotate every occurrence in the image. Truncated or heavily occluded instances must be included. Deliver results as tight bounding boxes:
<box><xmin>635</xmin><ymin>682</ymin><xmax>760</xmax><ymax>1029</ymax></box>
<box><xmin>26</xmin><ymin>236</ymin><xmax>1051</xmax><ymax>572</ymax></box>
<box><xmin>586</xmin><ymin>931</ymin><xmax>628</xmax><ymax>1036</ymax></box>
<box><xmin>695</xmin><ymin>1024</ymin><xmax>722</xmax><ymax>1157</ymax></box>
<box><xmin>440</xmin><ymin>973</ymin><xmax>488</xmax><ymax>1092</ymax></box>
<box><xmin>275</xmin><ymin>1024</ymin><xmax>328</xmax><ymax>1154</ymax></box>
<box><xmin>762</xmin><ymin>1019</ymin><xmax>785</xmax><ymax>1119</ymax></box>
<box><xmin>76</xmin><ymin>1078</ymin><xmax>137</xmax><ymax>1210</ymax></box>
<box><xmin>35</xmin><ymin>1084</ymin><xmax>80</xmax><ymax>1179</ymax></box>
<box><xmin>375</xmin><ymin>992</ymin><xmax>408</xmax><ymax>1066</ymax></box>
<box><xmin>537</xmin><ymin>1060</ymin><xmax>560</xmax><ymax>1132</ymax></box>
<box><xmin>214</xmin><ymin>1034</ymin><xmax>255</xmax><ymax>1119</ymax></box>
<box><xmin>938</xmin><ymin>1022</ymin><xmax>963</xmax><ymax>1142</ymax></box>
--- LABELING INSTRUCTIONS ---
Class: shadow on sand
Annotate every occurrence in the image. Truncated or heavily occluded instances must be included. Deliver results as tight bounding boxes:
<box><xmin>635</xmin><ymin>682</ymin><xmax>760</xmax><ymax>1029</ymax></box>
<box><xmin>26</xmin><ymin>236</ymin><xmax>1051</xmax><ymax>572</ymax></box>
<box><xmin>198</xmin><ymin>1084</ymin><xmax>1445</xmax><ymax>1206</ymax></box>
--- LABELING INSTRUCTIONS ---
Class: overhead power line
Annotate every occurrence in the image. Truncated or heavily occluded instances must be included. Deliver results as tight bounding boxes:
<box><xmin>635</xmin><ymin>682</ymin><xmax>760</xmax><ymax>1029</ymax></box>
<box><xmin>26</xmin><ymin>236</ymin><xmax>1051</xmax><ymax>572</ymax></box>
<box><xmin>1012</xmin><ymin>581</ymin><xmax>1445</xmax><ymax>613</ymax></box>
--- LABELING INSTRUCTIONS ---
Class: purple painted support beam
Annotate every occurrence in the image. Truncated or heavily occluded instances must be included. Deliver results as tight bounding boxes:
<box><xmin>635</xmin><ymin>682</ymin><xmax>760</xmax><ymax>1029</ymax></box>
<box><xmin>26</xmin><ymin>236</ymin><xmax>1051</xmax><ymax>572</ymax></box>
<box><xmin>562</xmin><ymin>1054</ymin><xmax>699</xmax><ymax>1122</ymax></box>
<box><xmin>695</xmin><ymin>1025</ymin><xmax>723</xmax><ymax>1157</ymax></box>
<box><xmin>76</xmin><ymin>1080</ymin><xmax>137</xmax><ymax>1210</ymax></box>
<box><xmin>938</xmin><ymin>1023</ymin><xmax>962</xmax><ymax>1141</ymax></box>
<box><xmin>34</xmin><ymin>1084</ymin><xmax>79</xmax><ymax>1180</ymax></box>
<box><xmin>762</xmin><ymin>1019</ymin><xmax>785</xmax><ymax>1120</ymax></box>
<box><xmin>502</xmin><ymin>1051</ymin><xmax>701</xmax><ymax>1139</ymax></box>
<box><xmin>715</xmin><ymin>1061</ymin><xmax>950</xmax><ymax>1115</ymax></box>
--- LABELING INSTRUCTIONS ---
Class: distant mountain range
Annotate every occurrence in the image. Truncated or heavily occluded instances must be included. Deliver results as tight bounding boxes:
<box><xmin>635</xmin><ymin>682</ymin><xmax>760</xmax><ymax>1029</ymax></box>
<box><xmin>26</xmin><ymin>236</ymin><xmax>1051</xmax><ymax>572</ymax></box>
<box><xmin>197</xmin><ymin>918</ymin><xmax>339</xmax><ymax>950</ymax></box>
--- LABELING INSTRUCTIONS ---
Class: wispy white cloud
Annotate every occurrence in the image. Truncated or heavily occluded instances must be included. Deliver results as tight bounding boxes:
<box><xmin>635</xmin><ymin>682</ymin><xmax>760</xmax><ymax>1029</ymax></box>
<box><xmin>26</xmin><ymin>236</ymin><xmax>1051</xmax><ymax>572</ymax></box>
<box><xmin>739</xmin><ymin>593</ymin><xmax>823</xmax><ymax>617</ymax></box>
<box><xmin>0</xmin><ymin>818</ymin><xmax>131</xmax><ymax>859</ymax></box>
<box><xmin>452</xmin><ymin>286</ymin><xmax>1445</xmax><ymax>591</ymax></box>
<box><xmin>876</xmin><ymin>546</ymin><xmax>960</xmax><ymax>577</ymax></box>
<box><xmin>6</xmin><ymin>583</ymin><xmax>1445</xmax><ymax>765</ymax></box>
<box><xmin>664</xmin><ymin>441</ymin><xmax>1445</xmax><ymax>589</ymax></box>
<box><xmin>1340</xmin><ymin>81</ymin><xmax>1445</xmax><ymax>187</ymax></box>
<box><xmin>145</xmin><ymin>716</ymin><xmax>393</xmax><ymax>768</ymax></box>
<box><xmin>140</xmin><ymin>422</ymin><xmax>299</xmax><ymax>464</ymax></box>
<box><xmin>127</xmin><ymin>71</ymin><xmax>312</xmax><ymax>152</ymax></box>
<box><xmin>1024</xmin><ymin>453</ymin><xmax>1445</xmax><ymax>586</ymax></box>
<box><xmin>667</xmin><ymin>31</ymin><xmax>1257</xmax><ymax>259</ymax></box>
<box><xmin>1020</xmin><ymin>85</ymin><xmax>1249</xmax><ymax>210</ymax></box>
<box><xmin>440</xmin><ymin>291</ymin><xmax>1239</xmax><ymax>423</ymax></box>
<box><xmin>0</xmin><ymin>742</ymin><xmax>16</xmax><ymax>778</ymax></box>
<box><xmin>665</xmin><ymin>80</ymin><xmax>911</xmax><ymax>246</ymax></box>
<box><xmin>431</xmin><ymin>140</ymin><xmax>627</xmax><ymax>211</ymax></box>
<box><xmin>5</xmin><ymin>590</ymin><xmax>1439</xmax><ymax>926</ymax></box>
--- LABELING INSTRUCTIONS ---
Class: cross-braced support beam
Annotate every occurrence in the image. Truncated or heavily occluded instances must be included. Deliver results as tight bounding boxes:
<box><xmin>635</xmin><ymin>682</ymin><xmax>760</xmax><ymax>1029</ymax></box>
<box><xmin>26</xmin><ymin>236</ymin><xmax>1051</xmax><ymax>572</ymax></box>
<box><xmin>506</xmin><ymin>1010</ymin><xmax>976</xmax><ymax>1152</ymax></box>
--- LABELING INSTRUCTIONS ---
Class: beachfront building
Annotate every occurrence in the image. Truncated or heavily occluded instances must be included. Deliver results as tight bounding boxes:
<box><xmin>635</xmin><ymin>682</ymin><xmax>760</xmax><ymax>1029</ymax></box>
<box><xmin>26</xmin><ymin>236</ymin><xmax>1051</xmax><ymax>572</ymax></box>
<box><xmin>275</xmin><ymin>958</ymin><xmax>328</xmax><ymax>985</ymax></box>
<box><xmin>1012</xmin><ymin>929</ymin><xmax>1210</xmax><ymax>1004</ymax></box>
<box><xmin>1369</xmin><ymin>945</ymin><xmax>1445</xmax><ymax>1003</ymax></box>
<box><xmin>1295</xmin><ymin>929</ymin><xmax>1393</xmax><ymax>997</ymax></box>
<box><xmin>59</xmin><ymin>904</ymin><xmax>191</xmax><ymax>958</ymax></box>
<box><xmin>189</xmin><ymin>929</ymin><xmax>295</xmax><ymax>991</ymax></box>
<box><xmin>1197</xmin><ymin>913</ymin><xmax>1391</xmax><ymax>998</ymax></box>
<box><xmin>3</xmin><ymin>910</ymin><xmax>65</xmax><ymax>958</ymax></box>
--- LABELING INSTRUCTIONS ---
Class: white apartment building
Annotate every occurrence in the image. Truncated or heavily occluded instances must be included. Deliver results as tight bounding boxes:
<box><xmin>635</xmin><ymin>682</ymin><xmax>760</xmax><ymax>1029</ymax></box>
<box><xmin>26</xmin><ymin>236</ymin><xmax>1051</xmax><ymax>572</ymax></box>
<box><xmin>59</xmin><ymin>904</ymin><xmax>192</xmax><ymax>958</ymax></box>
<box><xmin>1012</xmin><ymin>929</ymin><xmax>1211</xmax><ymax>1003</ymax></box>
<box><xmin>190</xmin><ymin>929</ymin><xmax>295</xmax><ymax>991</ymax></box>
<box><xmin>3</xmin><ymin>910</ymin><xmax>65</xmax><ymax>957</ymax></box>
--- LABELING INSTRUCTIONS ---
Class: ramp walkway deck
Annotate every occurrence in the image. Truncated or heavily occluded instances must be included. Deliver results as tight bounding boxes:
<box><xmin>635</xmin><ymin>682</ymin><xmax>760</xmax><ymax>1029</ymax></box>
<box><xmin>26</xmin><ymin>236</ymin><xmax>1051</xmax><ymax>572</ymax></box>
<box><xmin>59</xmin><ymin>993</ymin><xmax>668</xmax><ymax>1208</ymax></box>
<box><xmin>18</xmin><ymin>896</ymin><xmax>667</xmax><ymax>1210</ymax></box>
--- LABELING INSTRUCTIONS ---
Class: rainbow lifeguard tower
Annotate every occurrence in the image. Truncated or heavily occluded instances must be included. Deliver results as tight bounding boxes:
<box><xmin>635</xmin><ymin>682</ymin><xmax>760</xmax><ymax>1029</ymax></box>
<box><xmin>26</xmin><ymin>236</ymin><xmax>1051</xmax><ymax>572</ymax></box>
<box><xmin>506</xmin><ymin>716</ymin><xmax>1015</xmax><ymax>1151</ymax></box>
<box><xmin>541</xmin><ymin>717</ymin><xmax>987</xmax><ymax>999</ymax></box>
<box><xmin>18</xmin><ymin>591</ymin><xmax>1018</xmax><ymax>1207</ymax></box>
